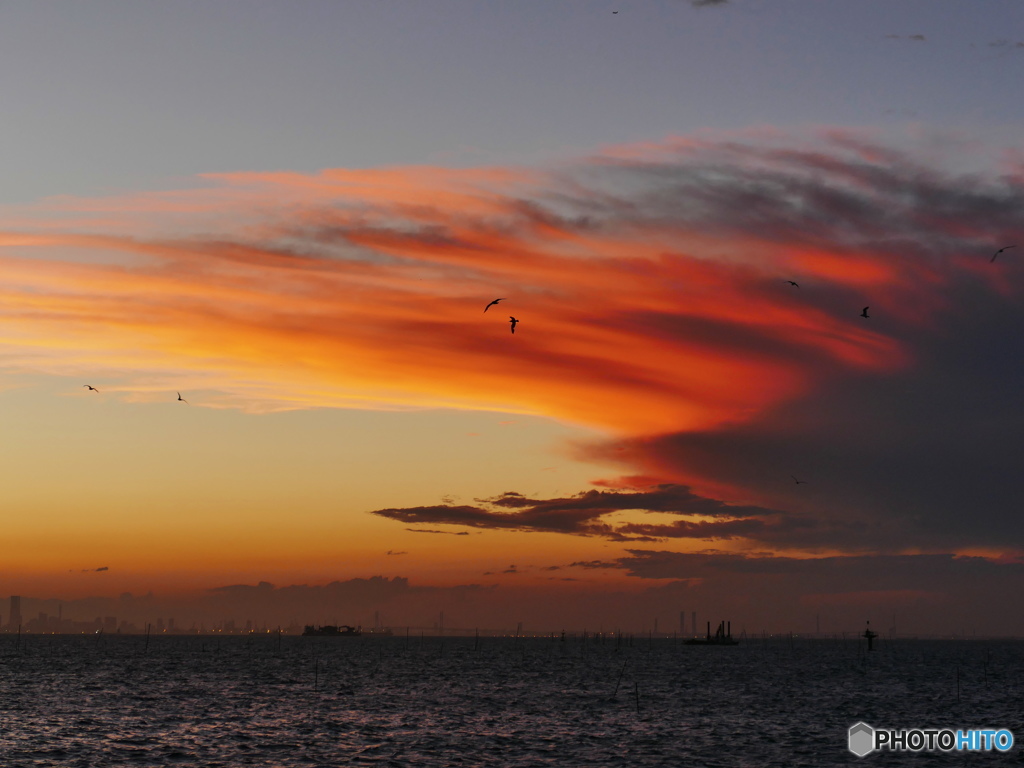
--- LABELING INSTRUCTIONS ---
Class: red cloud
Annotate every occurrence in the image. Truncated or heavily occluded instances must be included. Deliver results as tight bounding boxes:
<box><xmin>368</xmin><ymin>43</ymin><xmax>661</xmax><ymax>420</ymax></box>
<box><xmin>0</xmin><ymin>131</ymin><xmax>955</xmax><ymax>436</ymax></box>
<box><xmin>2</xmin><ymin>130</ymin><xmax>1023</xmax><ymax>559</ymax></box>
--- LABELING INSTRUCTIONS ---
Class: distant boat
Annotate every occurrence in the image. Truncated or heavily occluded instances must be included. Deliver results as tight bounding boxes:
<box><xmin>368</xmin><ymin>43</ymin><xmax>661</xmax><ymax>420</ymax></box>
<box><xmin>302</xmin><ymin>624</ymin><xmax>361</xmax><ymax>637</ymax></box>
<box><xmin>685</xmin><ymin>620</ymin><xmax>739</xmax><ymax>646</ymax></box>
<box><xmin>365</xmin><ymin>626</ymin><xmax>394</xmax><ymax>637</ymax></box>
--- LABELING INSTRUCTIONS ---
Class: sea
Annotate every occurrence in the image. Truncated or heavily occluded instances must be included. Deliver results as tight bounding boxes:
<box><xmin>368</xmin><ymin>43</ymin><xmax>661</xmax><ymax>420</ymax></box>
<box><xmin>1</xmin><ymin>634</ymin><xmax>1022</xmax><ymax>766</ymax></box>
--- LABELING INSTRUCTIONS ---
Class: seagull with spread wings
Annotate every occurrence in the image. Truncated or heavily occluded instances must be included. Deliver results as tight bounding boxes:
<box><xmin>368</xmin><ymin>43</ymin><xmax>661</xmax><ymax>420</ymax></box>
<box><xmin>177</xmin><ymin>392</ymin><xmax>189</xmax><ymax>404</ymax></box>
<box><xmin>991</xmin><ymin>245</ymin><xmax>1016</xmax><ymax>263</ymax></box>
<box><xmin>484</xmin><ymin>298</ymin><xmax>505</xmax><ymax>312</ymax></box>
<box><xmin>83</xmin><ymin>385</ymin><xmax>98</xmax><ymax>392</ymax></box>
<box><xmin>861</xmin><ymin>307</ymin><xmax>870</xmax><ymax>318</ymax></box>
<box><xmin>509</xmin><ymin>316</ymin><xmax>519</xmax><ymax>334</ymax></box>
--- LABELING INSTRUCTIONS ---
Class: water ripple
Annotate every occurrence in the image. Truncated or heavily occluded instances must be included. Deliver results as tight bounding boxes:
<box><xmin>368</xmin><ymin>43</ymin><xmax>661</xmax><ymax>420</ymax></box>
<box><xmin>0</xmin><ymin>635</ymin><xmax>1021</xmax><ymax>766</ymax></box>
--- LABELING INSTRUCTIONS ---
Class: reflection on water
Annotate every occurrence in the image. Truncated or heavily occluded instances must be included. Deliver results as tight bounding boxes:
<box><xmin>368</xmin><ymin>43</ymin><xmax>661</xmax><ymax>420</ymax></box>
<box><xmin>0</xmin><ymin>635</ymin><xmax>1021</xmax><ymax>766</ymax></box>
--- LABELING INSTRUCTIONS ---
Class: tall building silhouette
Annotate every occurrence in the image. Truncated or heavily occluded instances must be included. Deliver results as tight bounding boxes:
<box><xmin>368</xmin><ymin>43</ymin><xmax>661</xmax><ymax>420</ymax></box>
<box><xmin>9</xmin><ymin>596</ymin><xmax>22</xmax><ymax>628</ymax></box>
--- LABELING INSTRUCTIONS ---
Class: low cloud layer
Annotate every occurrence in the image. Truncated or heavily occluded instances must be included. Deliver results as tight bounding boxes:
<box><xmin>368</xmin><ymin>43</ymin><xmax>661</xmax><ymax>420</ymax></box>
<box><xmin>12</xmin><ymin>559</ymin><xmax>1024</xmax><ymax>635</ymax></box>
<box><xmin>605</xmin><ymin>549</ymin><xmax>1024</xmax><ymax>582</ymax></box>
<box><xmin>372</xmin><ymin>485</ymin><xmax>794</xmax><ymax>542</ymax></box>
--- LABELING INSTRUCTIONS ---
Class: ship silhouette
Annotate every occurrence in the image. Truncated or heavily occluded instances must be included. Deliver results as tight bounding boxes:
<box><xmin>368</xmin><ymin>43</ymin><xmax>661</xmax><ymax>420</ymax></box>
<box><xmin>685</xmin><ymin>620</ymin><xmax>738</xmax><ymax>646</ymax></box>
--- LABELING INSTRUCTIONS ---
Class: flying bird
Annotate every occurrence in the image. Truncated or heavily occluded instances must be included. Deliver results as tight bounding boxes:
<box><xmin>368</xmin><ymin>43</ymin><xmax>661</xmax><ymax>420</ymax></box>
<box><xmin>484</xmin><ymin>298</ymin><xmax>506</xmax><ymax>312</ymax></box>
<box><xmin>991</xmin><ymin>245</ymin><xmax>1016</xmax><ymax>262</ymax></box>
<box><xmin>791</xmin><ymin>475</ymin><xmax>810</xmax><ymax>485</ymax></box>
<box><xmin>83</xmin><ymin>385</ymin><xmax>98</xmax><ymax>392</ymax></box>
<box><xmin>177</xmin><ymin>392</ymin><xmax>189</xmax><ymax>404</ymax></box>
<box><xmin>509</xmin><ymin>316</ymin><xmax>519</xmax><ymax>334</ymax></box>
<box><xmin>786</xmin><ymin>280</ymin><xmax>800</xmax><ymax>288</ymax></box>
<box><xmin>861</xmin><ymin>307</ymin><xmax>870</xmax><ymax>318</ymax></box>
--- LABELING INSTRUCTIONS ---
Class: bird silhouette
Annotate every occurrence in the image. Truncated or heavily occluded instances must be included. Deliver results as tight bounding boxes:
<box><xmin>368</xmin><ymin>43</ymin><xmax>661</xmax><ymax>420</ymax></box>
<box><xmin>484</xmin><ymin>298</ymin><xmax>505</xmax><ymax>312</ymax></box>
<box><xmin>861</xmin><ymin>307</ymin><xmax>870</xmax><ymax>318</ymax></box>
<box><xmin>991</xmin><ymin>245</ymin><xmax>1016</xmax><ymax>262</ymax></box>
<box><xmin>786</xmin><ymin>280</ymin><xmax>800</xmax><ymax>288</ymax></box>
<box><xmin>791</xmin><ymin>475</ymin><xmax>810</xmax><ymax>485</ymax></box>
<box><xmin>509</xmin><ymin>316</ymin><xmax>519</xmax><ymax>334</ymax></box>
<box><xmin>83</xmin><ymin>385</ymin><xmax>98</xmax><ymax>392</ymax></box>
<box><xmin>177</xmin><ymin>392</ymin><xmax>189</xmax><ymax>404</ymax></box>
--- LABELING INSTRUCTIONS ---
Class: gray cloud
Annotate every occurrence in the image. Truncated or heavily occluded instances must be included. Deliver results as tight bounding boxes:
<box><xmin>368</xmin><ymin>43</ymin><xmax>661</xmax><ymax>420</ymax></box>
<box><xmin>365</xmin><ymin>132</ymin><xmax>1024</xmax><ymax>557</ymax></box>
<box><xmin>554</xmin><ymin>136</ymin><xmax>1024</xmax><ymax>553</ymax></box>
<box><xmin>610</xmin><ymin>550</ymin><xmax>1024</xmax><ymax>581</ymax></box>
<box><xmin>371</xmin><ymin>485</ymin><xmax>788</xmax><ymax>542</ymax></box>
<box><xmin>589</xmin><ymin>290</ymin><xmax>1024</xmax><ymax>551</ymax></box>
<box><xmin>568</xmin><ymin>560</ymin><xmax>622</xmax><ymax>569</ymax></box>
<box><xmin>404</xmin><ymin>527</ymin><xmax>470</xmax><ymax>536</ymax></box>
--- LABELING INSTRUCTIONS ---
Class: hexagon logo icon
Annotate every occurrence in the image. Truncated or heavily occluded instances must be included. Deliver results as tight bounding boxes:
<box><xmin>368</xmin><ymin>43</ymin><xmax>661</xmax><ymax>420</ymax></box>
<box><xmin>849</xmin><ymin>722</ymin><xmax>875</xmax><ymax>757</ymax></box>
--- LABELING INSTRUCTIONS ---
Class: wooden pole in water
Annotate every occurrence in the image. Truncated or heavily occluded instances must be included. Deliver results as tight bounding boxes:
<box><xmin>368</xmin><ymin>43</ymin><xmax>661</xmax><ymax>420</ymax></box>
<box><xmin>634</xmin><ymin>681</ymin><xmax>640</xmax><ymax>715</ymax></box>
<box><xmin>956</xmin><ymin>666</ymin><xmax>960</xmax><ymax>703</ymax></box>
<box><xmin>613</xmin><ymin>660</ymin><xmax>628</xmax><ymax>697</ymax></box>
<box><xmin>145</xmin><ymin>623</ymin><xmax>151</xmax><ymax>653</ymax></box>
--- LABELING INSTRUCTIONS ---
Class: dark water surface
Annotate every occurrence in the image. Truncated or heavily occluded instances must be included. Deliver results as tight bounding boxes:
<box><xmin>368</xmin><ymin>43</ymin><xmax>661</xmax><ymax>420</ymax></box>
<box><xmin>1</xmin><ymin>635</ymin><xmax>1022</xmax><ymax>766</ymax></box>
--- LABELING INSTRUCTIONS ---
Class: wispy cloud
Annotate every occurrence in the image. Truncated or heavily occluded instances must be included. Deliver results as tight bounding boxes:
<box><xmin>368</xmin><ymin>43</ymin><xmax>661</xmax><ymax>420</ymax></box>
<box><xmin>405</xmin><ymin>528</ymin><xmax>471</xmax><ymax>536</ymax></box>
<box><xmin>2</xmin><ymin>129</ymin><xmax>1023</xmax><ymax>557</ymax></box>
<box><xmin>989</xmin><ymin>39</ymin><xmax>1024</xmax><ymax>50</ymax></box>
<box><xmin>3</xmin><ymin>130</ymin><xmax>1014</xmax><ymax>430</ymax></box>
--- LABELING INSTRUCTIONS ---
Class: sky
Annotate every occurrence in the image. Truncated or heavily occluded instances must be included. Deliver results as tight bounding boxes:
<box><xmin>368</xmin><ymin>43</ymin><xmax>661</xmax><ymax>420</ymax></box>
<box><xmin>1</xmin><ymin>0</ymin><xmax>1023</xmax><ymax>636</ymax></box>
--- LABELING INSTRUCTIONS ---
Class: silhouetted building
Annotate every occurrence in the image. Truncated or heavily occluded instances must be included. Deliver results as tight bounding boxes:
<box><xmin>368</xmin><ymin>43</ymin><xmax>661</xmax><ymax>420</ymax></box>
<box><xmin>9</xmin><ymin>595</ymin><xmax>22</xmax><ymax>629</ymax></box>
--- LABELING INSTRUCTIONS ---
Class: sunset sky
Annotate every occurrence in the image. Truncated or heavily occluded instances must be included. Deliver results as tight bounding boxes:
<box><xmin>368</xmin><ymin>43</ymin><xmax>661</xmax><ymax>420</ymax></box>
<box><xmin>2</xmin><ymin>0</ymin><xmax>1023</xmax><ymax>635</ymax></box>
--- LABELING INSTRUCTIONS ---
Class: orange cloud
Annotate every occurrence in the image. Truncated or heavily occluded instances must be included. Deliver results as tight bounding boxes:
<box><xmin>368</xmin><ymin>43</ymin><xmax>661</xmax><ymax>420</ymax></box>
<box><xmin>0</xmin><ymin>131</ymin><xmax>1017</xmax><ymax>446</ymax></box>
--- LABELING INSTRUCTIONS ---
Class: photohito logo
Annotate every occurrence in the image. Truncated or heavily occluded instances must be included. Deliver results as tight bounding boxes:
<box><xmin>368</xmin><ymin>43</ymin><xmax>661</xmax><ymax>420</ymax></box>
<box><xmin>848</xmin><ymin>722</ymin><xmax>1014</xmax><ymax>756</ymax></box>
